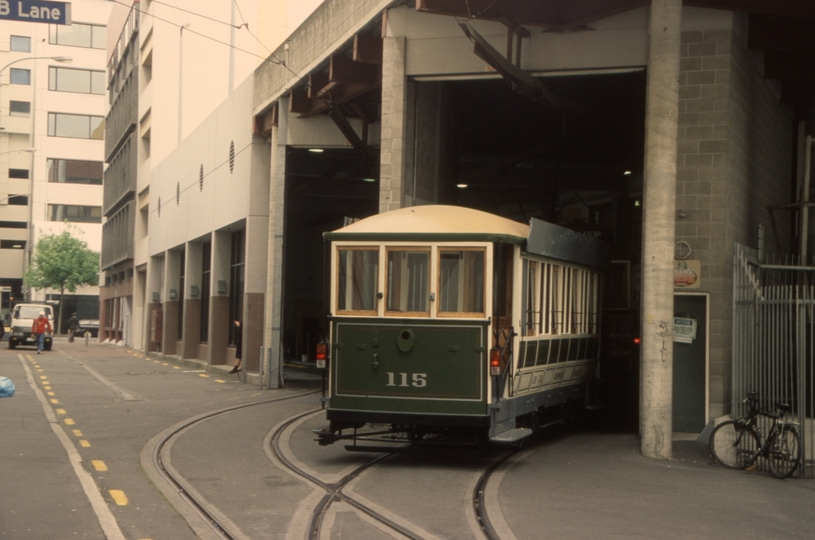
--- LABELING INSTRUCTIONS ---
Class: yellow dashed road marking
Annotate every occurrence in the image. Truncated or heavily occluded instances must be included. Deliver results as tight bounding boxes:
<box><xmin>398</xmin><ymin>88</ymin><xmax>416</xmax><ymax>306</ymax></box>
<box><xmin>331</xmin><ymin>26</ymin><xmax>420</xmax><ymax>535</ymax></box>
<box><xmin>79</xmin><ymin>440</ymin><xmax>91</xmax><ymax>448</ymax></box>
<box><xmin>109</xmin><ymin>490</ymin><xmax>128</xmax><ymax>506</ymax></box>
<box><xmin>92</xmin><ymin>460</ymin><xmax>108</xmax><ymax>471</ymax></box>
<box><xmin>64</xmin><ymin>419</ymin><xmax>75</xmax><ymax>425</ymax></box>
<box><xmin>50</xmin><ymin>399</ymin><xmax>59</xmax><ymax>404</ymax></box>
<box><xmin>56</xmin><ymin>409</ymin><xmax>66</xmax><ymax>415</ymax></box>
<box><xmin>72</xmin><ymin>429</ymin><xmax>83</xmax><ymax>436</ymax></box>
<box><xmin>40</xmin><ymin>376</ymin><xmax>47</xmax><ymax>380</ymax></box>
<box><xmin>162</xmin><ymin>363</ymin><xmax>168</xmax><ymax>366</ymax></box>
<box><xmin>199</xmin><ymin>374</ymin><xmax>210</xmax><ymax>378</ymax></box>
<box><xmin>44</xmin><ymin>386</ymin><xmax>51</xmax><ymax>390</ymax></box>
<box><xmin>215</xmin><ymin>379</ymin><xmax>225</xmax><ymax>384</ymax></box>
<box><xmin>173</xmin><ymin>366</ymin><xmax>180</xmax><ymax>370</ymax></box>
<box><xmin>47</xmin><ymin>391</ymin><xmax>55</xmax><ymax>396</ymax></box>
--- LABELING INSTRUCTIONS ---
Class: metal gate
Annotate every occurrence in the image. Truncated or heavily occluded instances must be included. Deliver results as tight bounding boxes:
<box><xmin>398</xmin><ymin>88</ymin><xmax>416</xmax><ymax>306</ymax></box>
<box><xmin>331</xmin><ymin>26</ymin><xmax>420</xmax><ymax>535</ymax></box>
<box><xmin>733</xmin><ymin>243</ymin><xmax>814</xmax><ymax>478</ymax></box>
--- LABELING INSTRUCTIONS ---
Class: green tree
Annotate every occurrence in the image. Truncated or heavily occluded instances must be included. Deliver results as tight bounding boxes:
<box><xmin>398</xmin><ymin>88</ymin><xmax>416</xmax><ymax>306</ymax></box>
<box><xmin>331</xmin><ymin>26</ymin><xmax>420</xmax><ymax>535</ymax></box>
<box><xmin>24</xmin><ymin>225</ymin><xmax>99</xmax><ymax>336</ymax></box>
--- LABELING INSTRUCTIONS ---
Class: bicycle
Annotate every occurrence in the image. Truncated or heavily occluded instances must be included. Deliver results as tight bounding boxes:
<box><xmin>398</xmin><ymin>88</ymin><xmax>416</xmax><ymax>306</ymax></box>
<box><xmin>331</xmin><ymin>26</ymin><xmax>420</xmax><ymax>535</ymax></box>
<box><xmin>709</xmin><ymin>392</ymin><xmax>801</xmax><ymax>479</ymax></box>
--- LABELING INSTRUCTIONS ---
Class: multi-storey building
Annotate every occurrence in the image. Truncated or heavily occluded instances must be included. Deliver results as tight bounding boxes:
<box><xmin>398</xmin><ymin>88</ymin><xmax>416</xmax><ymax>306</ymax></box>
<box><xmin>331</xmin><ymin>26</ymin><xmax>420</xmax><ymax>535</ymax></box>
<box><xmin>103</xmin><ymin>1</ymin><xmax>294</xmax><ymax>349</ymax></box>
<box><xmin>1</xmin><ymin>0</ymin><xmax>111</xmax><ymax>328</ymax></box>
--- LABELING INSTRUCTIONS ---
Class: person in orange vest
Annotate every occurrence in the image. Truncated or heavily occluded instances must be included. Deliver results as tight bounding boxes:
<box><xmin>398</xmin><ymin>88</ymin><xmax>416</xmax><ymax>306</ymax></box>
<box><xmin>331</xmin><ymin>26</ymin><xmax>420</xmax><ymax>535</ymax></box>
<box><xmin>32</xmin><ymin>311</ymin><xmax>52</xmax><ymax>354</ymax></box>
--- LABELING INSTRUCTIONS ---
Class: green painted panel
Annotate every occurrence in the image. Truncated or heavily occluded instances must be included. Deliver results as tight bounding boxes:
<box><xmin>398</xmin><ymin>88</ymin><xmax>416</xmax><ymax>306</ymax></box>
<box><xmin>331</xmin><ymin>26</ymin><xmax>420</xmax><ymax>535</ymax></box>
<box><xmin>522</xmin><ymin>341</ymin><xmax>537</xmax><ymax>368</ymax></box>
<box><xmin>331</xmin><ymin>320</ymin><xmax>487</xmax><ymax>415</ymax></box>
<box><xmin>537</xmin><ymin>340</ymin><xmax>550</xmax><ymax>365</ymax></box>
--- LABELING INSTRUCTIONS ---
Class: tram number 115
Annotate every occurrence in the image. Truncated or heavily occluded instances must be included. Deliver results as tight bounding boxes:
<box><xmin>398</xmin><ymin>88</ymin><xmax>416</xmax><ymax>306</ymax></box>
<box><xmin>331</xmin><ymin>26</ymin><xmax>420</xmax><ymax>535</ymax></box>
<box><xmin>386</xmin><ymin>372</ymin><xmax>427</xmax><ymax>388</ymax></box>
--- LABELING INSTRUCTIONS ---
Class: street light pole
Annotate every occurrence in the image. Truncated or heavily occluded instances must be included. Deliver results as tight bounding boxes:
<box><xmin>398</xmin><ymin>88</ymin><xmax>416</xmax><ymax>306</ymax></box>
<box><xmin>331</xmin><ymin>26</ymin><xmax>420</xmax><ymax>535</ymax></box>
<box><xmin>0</xmin><ymin>55</ymin><xmax>72</xmax><ymax>76</ymax></box>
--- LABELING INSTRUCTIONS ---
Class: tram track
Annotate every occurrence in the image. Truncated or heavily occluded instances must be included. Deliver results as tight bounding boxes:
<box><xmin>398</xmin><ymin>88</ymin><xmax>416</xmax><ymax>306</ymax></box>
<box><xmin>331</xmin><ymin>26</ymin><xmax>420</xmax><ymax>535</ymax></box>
<box><xmin>270</xmin><ymin>410</ymin><xmax>528</xmax><ymax>540</ymax></box>
<box><xmin>269</xmin><ymin>411</ymin><xmax>426</xmax><ymax>540</ymax></box>
<box><xmin>149</xmin><ymin>389</ymin><xmax>320</xmax><ymax>540</ymax></box>
<box><xmin>150</xmin><ymin>392</ymin><xmax>527</xmax><ymax>540</ymax></box>
<box><xmin>472</xmin><ymin>449</ymin><xmax>518</xmax><ymax>540</ymax></box>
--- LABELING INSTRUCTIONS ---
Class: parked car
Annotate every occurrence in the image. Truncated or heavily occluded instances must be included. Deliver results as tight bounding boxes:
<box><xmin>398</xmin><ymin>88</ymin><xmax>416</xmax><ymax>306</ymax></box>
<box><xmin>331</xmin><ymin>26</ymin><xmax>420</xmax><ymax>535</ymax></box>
<box><xmin>77</xmin><ymin>319</ymin><xmax>99</xmax><ymax>338</ymax></box>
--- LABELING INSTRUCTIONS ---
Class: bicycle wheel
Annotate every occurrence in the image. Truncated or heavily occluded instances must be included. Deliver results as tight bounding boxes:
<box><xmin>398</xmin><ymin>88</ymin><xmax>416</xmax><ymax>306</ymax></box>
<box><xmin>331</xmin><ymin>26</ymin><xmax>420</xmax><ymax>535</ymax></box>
<box><xmin>768</xmin><ymin>425</ymin><xmax>800</xmax><ymax>479</ymax></box>
<box><xmin>709</xmin><ymin>420</ymin><xmax>759</xmax><ymax>469</ymax></box>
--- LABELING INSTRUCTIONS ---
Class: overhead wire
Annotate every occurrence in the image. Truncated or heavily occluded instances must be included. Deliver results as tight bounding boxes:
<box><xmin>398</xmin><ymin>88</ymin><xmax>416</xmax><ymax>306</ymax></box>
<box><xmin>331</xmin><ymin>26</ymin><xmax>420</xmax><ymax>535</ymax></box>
<box><xmin>148</xmin><ymin>140</ymin><xmax>257</xmax><ymax>217</ymax></box>
<box><xmin>110</xmin><ymin>0</ymin><xmax>281</xmax><ymax>64</ymax></box>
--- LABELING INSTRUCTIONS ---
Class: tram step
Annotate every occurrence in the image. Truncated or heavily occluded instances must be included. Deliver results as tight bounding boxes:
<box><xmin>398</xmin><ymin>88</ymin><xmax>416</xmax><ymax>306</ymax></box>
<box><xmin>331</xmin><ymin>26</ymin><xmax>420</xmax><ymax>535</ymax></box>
<box><xmin>490</xmin><ymin>427</ymin><xmax>533</xmax><ymax>443</ymax></box>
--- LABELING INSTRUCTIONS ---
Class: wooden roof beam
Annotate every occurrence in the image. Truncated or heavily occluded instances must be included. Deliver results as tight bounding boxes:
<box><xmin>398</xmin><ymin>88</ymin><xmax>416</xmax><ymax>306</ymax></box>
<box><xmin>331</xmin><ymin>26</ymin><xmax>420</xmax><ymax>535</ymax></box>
<box><xmin>354</xmin><ymin>33</ymin><xmax>383</xmax><ymax>64</ymax></box>
<box><xmin>253</xmin><ymin>102</ymin><xmax>278</xmax><ymax>137</ymax></box>
<box><xmin>330</xmin><ymin>54</ymin><xmax>380</xmax><ymax>84</ymax></box>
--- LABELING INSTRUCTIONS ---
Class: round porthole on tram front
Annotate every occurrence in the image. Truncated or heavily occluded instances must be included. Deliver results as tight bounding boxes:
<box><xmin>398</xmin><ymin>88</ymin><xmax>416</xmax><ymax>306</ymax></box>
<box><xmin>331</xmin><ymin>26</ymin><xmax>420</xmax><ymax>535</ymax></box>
<box><xmin>397</xmin><ymin>329</ymin><xmax>415</xmax><ymax>352</ymax></box>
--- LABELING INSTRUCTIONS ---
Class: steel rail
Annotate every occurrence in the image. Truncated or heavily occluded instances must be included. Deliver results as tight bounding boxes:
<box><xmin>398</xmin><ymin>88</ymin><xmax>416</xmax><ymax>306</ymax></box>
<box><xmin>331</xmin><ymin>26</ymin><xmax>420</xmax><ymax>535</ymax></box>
<box><xmin>153</xmin><ymin>390</ymin><xmax>320</xmax><ymax>540</ymax></box>
<box><xmin>472</xmin><ymin>449</ymin><xmax>517</xmax><ymax>540</ymax></box>
<box><xmin>270</xmin><ymin>411</ymin><xmax>425</xmax><ymax>540</ymax></box>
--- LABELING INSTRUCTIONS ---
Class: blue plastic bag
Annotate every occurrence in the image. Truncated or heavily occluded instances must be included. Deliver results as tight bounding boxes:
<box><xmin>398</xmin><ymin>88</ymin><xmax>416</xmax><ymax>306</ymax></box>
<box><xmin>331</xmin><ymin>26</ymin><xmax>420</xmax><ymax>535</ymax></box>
<box><xmin>0</xmin><ymin>376</ymin><xmax>15</xmax><ymax>397</ymax></box>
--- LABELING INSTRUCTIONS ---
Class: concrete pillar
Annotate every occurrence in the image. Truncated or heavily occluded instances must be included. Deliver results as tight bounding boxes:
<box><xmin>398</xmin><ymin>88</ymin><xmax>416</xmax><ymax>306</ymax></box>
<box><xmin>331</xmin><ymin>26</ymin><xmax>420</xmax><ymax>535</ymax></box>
<box><xmin>264</xmin><ymin>95</ymin><xmax>288</xmax><ymax>389</ymax></box>
<box><xmin>209</xmin><ymin>231</ymin><xmax>229</xmax><ymax>366</ymax></box>
<box><xmin>244</xmin><ymin>215</ymin><xmax>268</xmax><ymax>372</ymax></box>
<box><xmin>379</xmin><ymin>31</ymin><xmax>408</xmax><ymax>213</ymax></box>
<box><xmin>641</xmin><ymin>0</ymin><xmax>682</xmax><ymax>460</ymax></box>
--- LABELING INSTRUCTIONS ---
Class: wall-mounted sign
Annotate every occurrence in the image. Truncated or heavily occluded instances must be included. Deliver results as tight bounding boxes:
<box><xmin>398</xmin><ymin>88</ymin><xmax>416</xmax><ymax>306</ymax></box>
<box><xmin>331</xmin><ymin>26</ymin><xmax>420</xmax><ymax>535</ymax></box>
<box><xmin>0</xmin><ymin>1</ymin><xmax>71</xmax><ymax>25</ymax></box>
<box><xmin>674</xmin><ymin>317</ymin><xmax>697</xmax><ymax>343</ymax></box>
<box><xmin>674</xmin><ymin>259</ymin><xmax>700</xmax><ymax>289</ymax></box>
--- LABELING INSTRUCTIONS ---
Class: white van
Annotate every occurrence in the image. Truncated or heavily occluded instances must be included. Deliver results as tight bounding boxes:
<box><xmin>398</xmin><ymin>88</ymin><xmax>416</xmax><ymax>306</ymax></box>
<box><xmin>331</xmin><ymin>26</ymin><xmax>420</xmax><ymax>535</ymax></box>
<box><xmin>9</xmin><ymin>304</ymin><xmax>54</xmax><ymax>350</ymax></box>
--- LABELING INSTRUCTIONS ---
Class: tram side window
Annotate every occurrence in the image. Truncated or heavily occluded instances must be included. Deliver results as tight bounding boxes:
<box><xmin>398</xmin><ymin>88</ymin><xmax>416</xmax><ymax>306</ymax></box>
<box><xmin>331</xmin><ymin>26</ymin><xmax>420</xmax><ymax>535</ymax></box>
<box><xmin>439</xmin><ymin>249</ymin><xmax>485</xmax><ymax>316</ymax></box>
<box><xmin>337</xmin><ymin>248</ymin><xmax>378</xmax><ymax>313</ymax></box>
<box><xmin>524</xmin><ymin>259</ymin><xmax>539</xmax><ymax>335</ymax></box>
<box><xmin>386</xmin><ymin>249</ymin><xmax>430</xmax><ymax>315</ymax></box>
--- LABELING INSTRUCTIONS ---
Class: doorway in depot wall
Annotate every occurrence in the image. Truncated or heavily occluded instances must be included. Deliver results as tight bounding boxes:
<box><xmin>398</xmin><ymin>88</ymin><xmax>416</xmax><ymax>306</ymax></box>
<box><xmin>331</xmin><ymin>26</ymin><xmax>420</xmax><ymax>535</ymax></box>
<box><xmin>673</xmin><ymin>293</ymin><xmax>709</xmax><ymax>433</ymax></box>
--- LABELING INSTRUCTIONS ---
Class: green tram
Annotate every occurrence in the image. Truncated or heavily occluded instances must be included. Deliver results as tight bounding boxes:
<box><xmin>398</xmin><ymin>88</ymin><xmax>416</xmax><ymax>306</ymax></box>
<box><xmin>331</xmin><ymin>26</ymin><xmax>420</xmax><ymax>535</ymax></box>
<box><xmin>315</xmin><ymin>205</ymin><xmax>608</xmax><ymax>448</ymax></box>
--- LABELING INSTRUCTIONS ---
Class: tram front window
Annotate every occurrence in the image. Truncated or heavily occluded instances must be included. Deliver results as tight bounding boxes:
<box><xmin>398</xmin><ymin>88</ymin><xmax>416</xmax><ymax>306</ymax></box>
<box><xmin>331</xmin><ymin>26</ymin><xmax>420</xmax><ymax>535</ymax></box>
<box><xmin>337</xmin><ymin>248</ymin><xmax>378</xmax><ymax>313</ymax></box>
<box><xmin>386</xmin><ymin>249</ymin><xmax>429</xmax><ymax>315</ymax></box>
<box><xmin>439</xmin><ymin>249</ymin><xmax>485</xmax><ymax>316</ymax></box>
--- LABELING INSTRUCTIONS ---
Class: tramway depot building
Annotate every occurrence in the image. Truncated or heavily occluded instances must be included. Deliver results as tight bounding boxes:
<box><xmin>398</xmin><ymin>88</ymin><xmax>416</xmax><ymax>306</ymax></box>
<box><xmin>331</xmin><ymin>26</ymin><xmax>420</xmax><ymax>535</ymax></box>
<box><xmin>144</xmin><ymin>0</ymin><xmax>814</xmax><ymax>452</ymax></box>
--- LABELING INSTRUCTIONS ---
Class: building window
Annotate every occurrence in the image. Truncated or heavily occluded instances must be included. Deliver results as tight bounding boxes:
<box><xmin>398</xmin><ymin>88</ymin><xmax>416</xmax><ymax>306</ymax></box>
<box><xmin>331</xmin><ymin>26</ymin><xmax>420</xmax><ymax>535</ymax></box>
<box><xmin>47</xmin><ymin>204</ymin><xmax>102</xmax><ymax>223</ymax></box>
<box><xmin>47</xmin><ymin>159</ymin><xmax>103</xmax><ymax>185</ymax></box>
<box><xmin>200</xmin><ymin>242</ymin><xmax>211</xmax><ymax>343</ymax></box>
<box><xmin>49</xmin><ymin>67</ymin><xmax>106</xmax><ymax>95</ymax></box>
<box><xmin>49</xmin><ymin>22</ymin><xmax>106</xmax><ymax>49</ymax></box>
<box><xmin>228</xmin><ymin>230</ymin><xmax>245</xmax><ymax>345</ymax></box>
<box><xmin>9</xmin><ymin>169</ymin><xmax>29</xmax><ymax>179</ymax></box>
<box><xmin>0</xmin><ymin>240</ymin><xmax>26</xmax><ymax>250</ymax></box>
<box><xmin>0</xmin><ymin>221</ymin><xmax>27</xmax><ymax>229</ymax></box>
<box><xmin>7</xmin><ymin>195</ymin><xmax>28</xmax><ymax>206</ymax></box>
<box><xmin>9</xmin><ymin>101</ymin><xmax>30</xmax><ymax>117</ymax></box>
<box><xmin>10</xmin><ymin>68</ymin><xmax>30</xmax><ymax>85</ymax></box>
<box><xmin>47</xmin><ymin>113</ymin><xmax>105</xmax><ymax>140</ymax></box>
<box><xmin>10</xmin><ymin>35</ymin><xmax>31</xmax><ymax>52</ymax></box>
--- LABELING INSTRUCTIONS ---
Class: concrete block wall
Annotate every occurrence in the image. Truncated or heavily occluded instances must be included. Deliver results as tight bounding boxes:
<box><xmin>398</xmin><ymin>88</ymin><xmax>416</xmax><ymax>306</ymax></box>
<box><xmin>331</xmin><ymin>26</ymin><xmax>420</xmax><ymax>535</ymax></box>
<box><xmin>380</xmin><ymin>36</ymin><xmax>408</xmax><ymax>213</ymax></box>
<box><xmin>253</xmin><ymin>0</ymin><xmax>392</xmax><ymax>110</ymax></box>
<box><xmin>677</xmin><ymin>26</ymin><xmax>793</xmax><ymax>419</ymax></box>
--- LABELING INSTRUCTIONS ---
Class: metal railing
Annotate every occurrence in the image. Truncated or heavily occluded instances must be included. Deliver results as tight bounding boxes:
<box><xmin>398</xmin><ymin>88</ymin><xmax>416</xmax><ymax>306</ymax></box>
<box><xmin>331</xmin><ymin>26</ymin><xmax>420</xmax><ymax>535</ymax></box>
<box><xmin>733</xmin><ymin>243</ymin><xmax>814</xmax><ymax>478</ymax></box>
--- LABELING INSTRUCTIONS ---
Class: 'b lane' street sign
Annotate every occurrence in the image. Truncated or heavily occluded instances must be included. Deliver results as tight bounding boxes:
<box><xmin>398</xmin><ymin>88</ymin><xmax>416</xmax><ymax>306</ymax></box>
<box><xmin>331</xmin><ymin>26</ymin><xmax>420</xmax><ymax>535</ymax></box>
<box><xmin>0</xmin><ymin>0</ymin><xmax>71</xmax><ymax>25</ymax></box>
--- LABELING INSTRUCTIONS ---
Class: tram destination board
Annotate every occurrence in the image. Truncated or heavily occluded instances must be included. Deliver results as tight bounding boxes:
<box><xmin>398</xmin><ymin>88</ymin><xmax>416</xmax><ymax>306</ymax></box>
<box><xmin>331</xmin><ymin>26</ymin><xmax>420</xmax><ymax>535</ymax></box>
<box><xmin>0</xmin><ymin>0</ymin><xmax>71</xmax><ymax>25</ymax></box>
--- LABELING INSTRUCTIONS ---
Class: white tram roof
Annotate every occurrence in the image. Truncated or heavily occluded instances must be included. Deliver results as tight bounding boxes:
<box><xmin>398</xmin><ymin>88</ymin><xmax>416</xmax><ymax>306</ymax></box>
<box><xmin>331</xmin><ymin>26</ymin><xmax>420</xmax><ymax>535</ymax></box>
<box><xmin>327</xmin><ymin>205</ymin><xmax>608</xmax><ymax>269</ymax></box>
<box><xmin>330</xmin><ymin>205</ymin><xmax>529</xmax><ymax>239</ymax></box>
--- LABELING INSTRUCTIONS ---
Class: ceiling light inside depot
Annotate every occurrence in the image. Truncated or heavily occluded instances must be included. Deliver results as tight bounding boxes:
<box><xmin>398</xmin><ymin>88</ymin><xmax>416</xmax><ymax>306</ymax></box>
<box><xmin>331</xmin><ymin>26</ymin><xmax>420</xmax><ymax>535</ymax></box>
<box><xmin>308</xmin><ymin>148</ymin><xmax>324</xmax><ymax>153</ymax></box>
<box><xmin>457</xmin><ymin>184</ymin><xmax>468</xmax><ymax>189</ymax></box>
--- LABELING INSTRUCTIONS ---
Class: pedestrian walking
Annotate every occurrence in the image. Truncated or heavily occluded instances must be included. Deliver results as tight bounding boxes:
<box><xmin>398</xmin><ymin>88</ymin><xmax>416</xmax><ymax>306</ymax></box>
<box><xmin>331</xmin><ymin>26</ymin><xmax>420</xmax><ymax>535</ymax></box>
<box><xmin>66</xmin><ymin>312</ymin><xmax>79</xmax><ymax>342</ymax></box>
<box><xmin>31</xmin><ymin>311</ymin><xmax>52</xmax><ymax>354</ymax></box>
<box><xmin>229</xmin><ymin>320</ymin><xmax>242</xmax><ymax>374</ymax></box>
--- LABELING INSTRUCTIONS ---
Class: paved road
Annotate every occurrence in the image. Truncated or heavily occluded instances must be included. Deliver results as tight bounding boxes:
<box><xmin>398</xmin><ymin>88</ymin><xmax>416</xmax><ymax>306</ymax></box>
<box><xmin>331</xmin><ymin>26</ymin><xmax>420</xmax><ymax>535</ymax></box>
<box><xmin>2</xmin><ymin>338</ymin><xmax>814</xmax><ymax>539</ymax></box>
